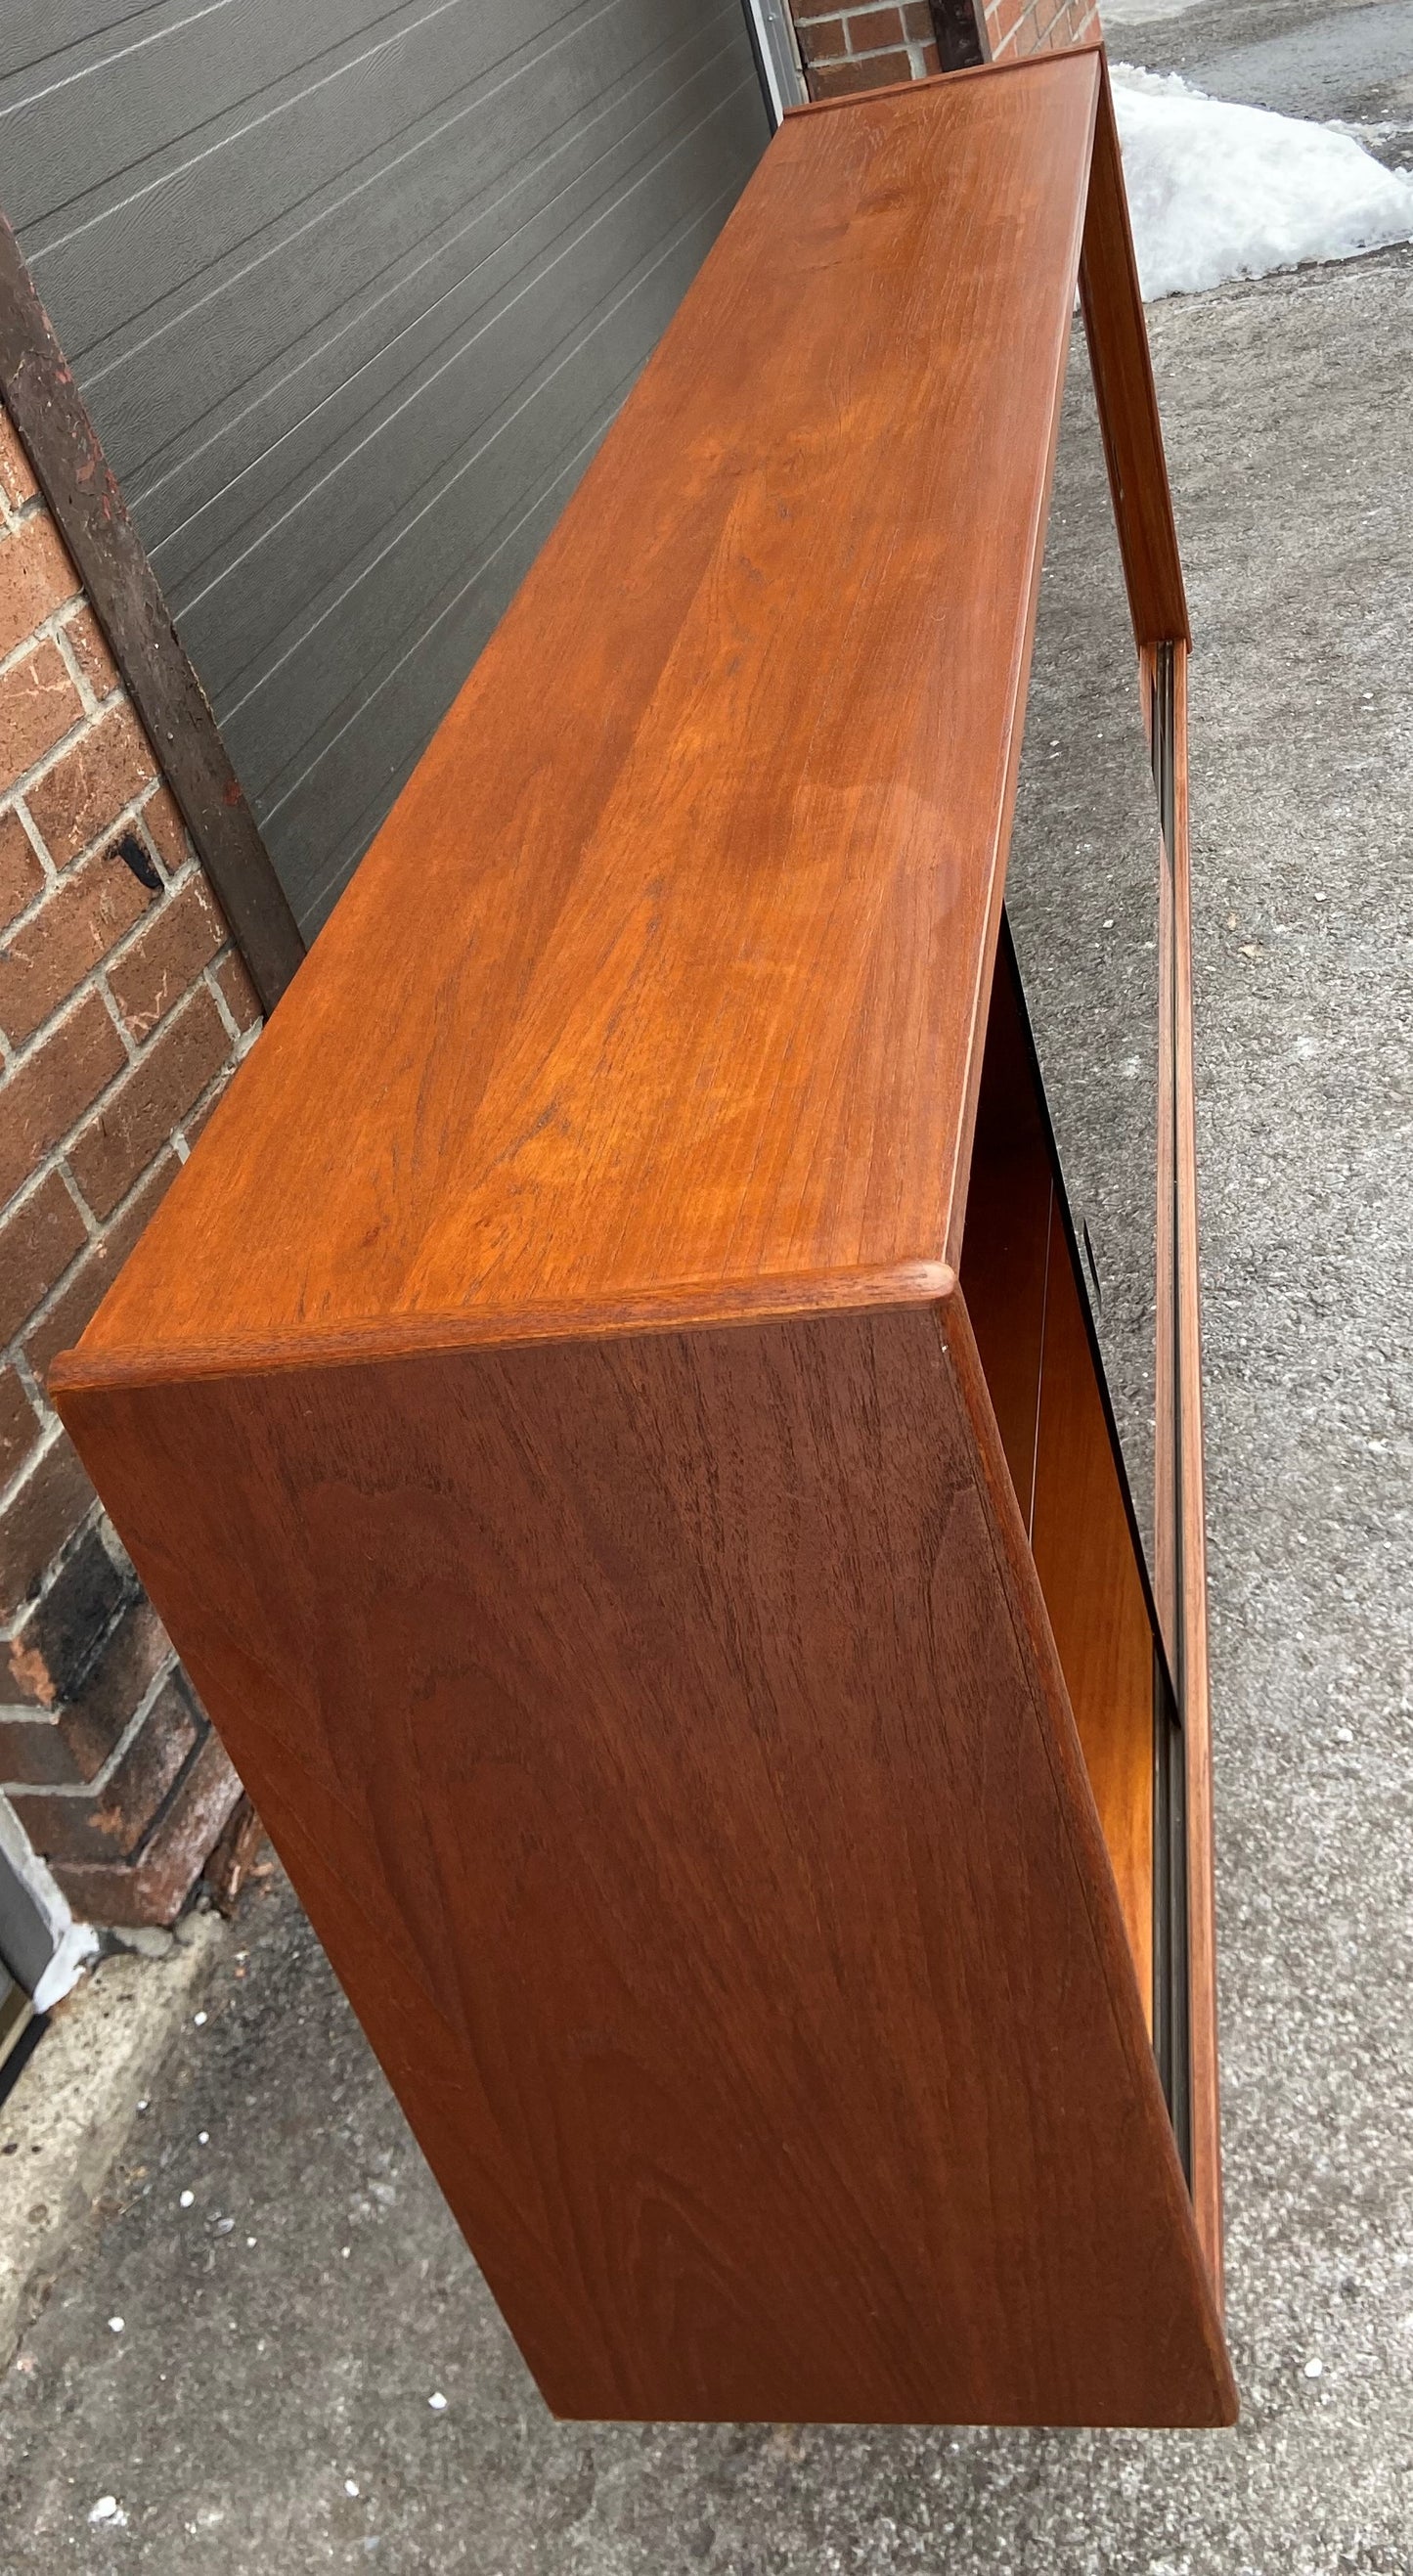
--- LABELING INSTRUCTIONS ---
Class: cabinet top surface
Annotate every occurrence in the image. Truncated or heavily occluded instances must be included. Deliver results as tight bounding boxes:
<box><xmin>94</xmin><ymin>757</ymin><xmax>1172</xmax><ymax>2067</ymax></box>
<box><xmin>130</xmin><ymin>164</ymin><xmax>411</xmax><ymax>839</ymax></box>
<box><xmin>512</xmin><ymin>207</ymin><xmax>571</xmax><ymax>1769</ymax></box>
<box><xmin>73</xmin><ymin>55</ymin><xmax>1100</xmax><ymax>1381</ymax></box>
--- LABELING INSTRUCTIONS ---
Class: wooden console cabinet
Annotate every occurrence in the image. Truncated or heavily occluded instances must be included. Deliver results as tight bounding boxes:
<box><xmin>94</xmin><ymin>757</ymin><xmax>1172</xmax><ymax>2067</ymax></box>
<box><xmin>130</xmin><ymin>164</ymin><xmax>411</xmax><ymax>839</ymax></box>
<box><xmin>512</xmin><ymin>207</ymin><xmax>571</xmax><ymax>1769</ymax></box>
<box><xmin>55</xmin><ymin>51</ymin><xmax>1236</xmax><ymax>2425</ymax></box>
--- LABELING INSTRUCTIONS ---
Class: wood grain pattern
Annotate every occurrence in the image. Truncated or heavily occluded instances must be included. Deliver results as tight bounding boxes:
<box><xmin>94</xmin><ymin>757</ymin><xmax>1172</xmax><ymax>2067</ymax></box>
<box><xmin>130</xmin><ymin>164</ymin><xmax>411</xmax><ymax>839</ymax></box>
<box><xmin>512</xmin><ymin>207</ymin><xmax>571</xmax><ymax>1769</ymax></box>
<box><xmin>1079</xmin><ymin>57</ymin><xmax>1190</xmax><ymax>650</ymax></box>
<box><xmin>72</xmin><ymin>57</ymin><xmax>1100</xmax><ymax>1378</ymax></box>
<box><xmin>58</xmin><ymin>1305</ymin><xmax>1232</xmax><ymax>2425</ymax></box>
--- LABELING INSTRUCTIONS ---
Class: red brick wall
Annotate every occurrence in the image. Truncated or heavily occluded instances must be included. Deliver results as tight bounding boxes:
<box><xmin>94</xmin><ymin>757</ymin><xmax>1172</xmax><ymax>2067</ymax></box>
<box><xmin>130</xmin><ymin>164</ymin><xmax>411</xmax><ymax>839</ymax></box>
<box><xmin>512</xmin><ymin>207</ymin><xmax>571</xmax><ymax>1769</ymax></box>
<box><xmin>791</xmin><ymin>2</ymin><xmax>943</xmax><ymax>99</ymax></box>
<box><xmin>789</xmin><ymin>0</ymin><xmax>1101</xmax><ymax>99</ymax></box>
<box><xmin>986</xmin><ymin>0</ymin><xmax>1099</xmax><ymax>56</ymax></box>
<box><xmin>0</xmin><ymin>400</ymin><xmax>250</xmax><ymax>1931</ymax></box>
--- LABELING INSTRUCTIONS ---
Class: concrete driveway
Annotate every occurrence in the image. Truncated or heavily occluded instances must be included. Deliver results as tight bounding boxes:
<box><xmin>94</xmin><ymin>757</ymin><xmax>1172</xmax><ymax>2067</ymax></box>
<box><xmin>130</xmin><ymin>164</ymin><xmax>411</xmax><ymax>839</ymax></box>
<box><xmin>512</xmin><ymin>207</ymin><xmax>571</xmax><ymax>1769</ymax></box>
<box><xmin>0</xmin><ymin>235</ymin><xmax>1411</xmax><ymax>2576</ymax></box>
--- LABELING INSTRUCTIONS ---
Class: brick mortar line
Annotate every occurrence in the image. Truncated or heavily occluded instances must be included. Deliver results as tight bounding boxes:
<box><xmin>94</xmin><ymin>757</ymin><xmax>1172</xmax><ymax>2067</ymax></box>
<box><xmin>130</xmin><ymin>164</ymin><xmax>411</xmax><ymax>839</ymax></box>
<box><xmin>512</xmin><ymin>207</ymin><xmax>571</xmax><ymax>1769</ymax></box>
<box><xmin>0</xmin><ymin>786</ymin><xmax>190</xmax><ymax>1089</ymax></box>
<box><xmin>0</xmin><ymin>1140</ymin><xmax>102</xmax><ymax>1265</ymax></box>
<box><xmin>6</xmin><ymin>1337</ymin><xmax>58</xmax><ymax>1440</ymax></box>
<box><xmin>0</xmin><ymin>788</ymin><xmax>177</xmax><ymax>989</ymax></box>
<box><xmin>0</xmin><ymin>1505</ymin><xmax>130</xmax><ymax>1661</ymax></box>
<box><xmin>53</xmin><ymin>1160</ymin><xmax>102</xmax><ymax>1246</ymax></box>
<box><xmin>0</xmin><ymin>816</ymin><xmax>197</xmax><ymax>976</ymax></box>
<box><xmin>31</xmin><ymin>773</ymin><xmax>179</xmax><ymax>893</ymax></box>
<box><xmin>0</xmin><ymin>1647</ymin><xmax>179</xmax><ymax>1803</ymax></box>
<box><xmin>58</xmin><ymin>1709</ymin><xmax>220</xmax><ymax>1887</ymax></box>
<box><xmin>84</xmin><ymin>852</ymin><xmax>212</xmax><ymax>1047</ymax></box>
<box><xmin>0</xmin><ymin>489</ymin><xmax>46</xmax><ymax>543</ymax></box>
<box><xmin>3</xmin><ymin>768</ymin><xmax>179</xmax><ymax>945</ymax></box>
<box><xmin>174</xmin><ymin>1007</ymin><xmax>260</xmax><ymax>1146</ymax></box>
<box><xmin>0</xmin><ymin>1497</ymin><xmax>111</xmax><ymax>1653</ymax></box>
<box><xmin>0</xmin><ymin>1408</ymin><xmax>70</xmax><ymax>1520</ymax></box>
<box><xmin>86</xmin><ymin>864</ymin><xmax>211</xmax><ymax>1045</ymax></box>
<box><xmin>793</xmin><ymin>4</ymin><xmax>934</xmax><ymax>23</ymax></box>
<box><xmin>199</xmin><ymin>948</ymin><xmax>254</xmax><ymax>1057</ymax></box>
<box><xmin>1</xmin><ymin>930</ymin><xmax>252</xmax><ymax>1353</ymax></box>
<box><xmin>0</xmin><ymin>593</ymin><xmax>105</xmax><ymax>701</ymax></box>
<box><xmin>0</xmin><ymin>800</ymin><xmax>174</xmax><ymax>1068</ymax></box>
<box><xmin>0</xmin><ymin>664</ymin><xmax>124</xmax><ymax>822</ymax></box>
<box><xmin>2</xmin><ymin>1075</ymin><xmax>211</xmax><ymax>1372</ymax></box>
<box><xmin>52</xmin><ymin>611</ymin><xmax>120</xmax><ymax>724</ymax></box>
<box><xmin>9</xmin><ymin>800</ymin><xmax>54</xmax><ymax>883</ymax></box>
<box><xmin>7</xmin><ymin>900</ymin><xmax>141</xmax><ymax>1080</ymax></box>
<box><xmin>0</xmin><ymin>946</ymin><xmax>259</xmax><ymax>1488</ymax></box>
<box><xmin>1</xmin><ymin>759</ymin><xmax>249</xmax><ymax>1115</ymax></box>
<box><xmin>4</xmin><ymin>829</ymin><xmax>253</xmax><ymax>1282</ymax></box>
<box><xmin>802</xmin><ymin>30</ymin><xmax>929</xmax><ymax>57</ymax></box>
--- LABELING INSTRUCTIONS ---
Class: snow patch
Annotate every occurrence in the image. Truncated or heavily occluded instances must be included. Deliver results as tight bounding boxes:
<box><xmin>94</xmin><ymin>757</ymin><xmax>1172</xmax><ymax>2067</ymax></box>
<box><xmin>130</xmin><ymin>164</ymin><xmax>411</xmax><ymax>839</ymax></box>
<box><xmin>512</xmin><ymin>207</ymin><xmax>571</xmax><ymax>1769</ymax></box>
<box><xmin>1102</xmin><ymin>0</ymin><xmax>1206</xmax><ymax>22</ymax></box>
<box><xmin>1112</xmin><ymin>64</ymin><xmax>1413</xmax><ymax>300</ymax></box>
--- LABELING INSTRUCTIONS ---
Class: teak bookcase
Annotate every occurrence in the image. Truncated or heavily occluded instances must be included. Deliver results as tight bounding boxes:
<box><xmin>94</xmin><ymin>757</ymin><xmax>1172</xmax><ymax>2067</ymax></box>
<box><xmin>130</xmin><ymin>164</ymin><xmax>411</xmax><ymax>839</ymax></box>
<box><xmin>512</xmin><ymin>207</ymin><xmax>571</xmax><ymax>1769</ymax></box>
<box><xmin>54</xmin><ymin>51</ymin><xmax>1237</xmax><ymax>2427</ymax></box>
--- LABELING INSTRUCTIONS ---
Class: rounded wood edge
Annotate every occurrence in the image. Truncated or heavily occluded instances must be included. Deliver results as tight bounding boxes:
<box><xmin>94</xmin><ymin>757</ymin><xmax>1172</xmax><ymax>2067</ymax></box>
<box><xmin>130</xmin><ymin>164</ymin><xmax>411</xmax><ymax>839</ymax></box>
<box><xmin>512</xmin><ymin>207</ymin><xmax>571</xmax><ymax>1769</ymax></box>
<box><xmin>48</xmin><ymin>1261</ymin><xmax>960</xmax><ymax>1398</ymax></box>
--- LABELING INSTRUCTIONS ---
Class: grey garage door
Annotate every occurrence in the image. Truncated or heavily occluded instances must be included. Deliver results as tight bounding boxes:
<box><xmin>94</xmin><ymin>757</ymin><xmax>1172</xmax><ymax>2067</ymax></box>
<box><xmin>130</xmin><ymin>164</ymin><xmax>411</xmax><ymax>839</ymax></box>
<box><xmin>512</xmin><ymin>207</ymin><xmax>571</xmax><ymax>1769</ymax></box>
<box><xmin>2</xmin><ymin>1</ymin><xmax>773</xmax><ymax>934</ymax></box>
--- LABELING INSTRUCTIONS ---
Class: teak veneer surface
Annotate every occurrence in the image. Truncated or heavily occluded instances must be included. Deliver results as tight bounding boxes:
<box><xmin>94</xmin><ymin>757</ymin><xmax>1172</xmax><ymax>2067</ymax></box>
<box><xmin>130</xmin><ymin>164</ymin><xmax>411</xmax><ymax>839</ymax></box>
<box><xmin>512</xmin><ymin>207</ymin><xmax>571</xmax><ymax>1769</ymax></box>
<box><xmin>54</xmin><ymin>56</ymin><xmax>1237</xmax><ymax>2425</ymax></box>
<box><xmin>73</xmin><ymin>57</ymin><xmax>1100</xmax><ymax>1376</ymax></box>
<box><xmin>59</xmin><ymin>1307</ymin><xmax>1232</xmax><ymax>2423</ymax></box>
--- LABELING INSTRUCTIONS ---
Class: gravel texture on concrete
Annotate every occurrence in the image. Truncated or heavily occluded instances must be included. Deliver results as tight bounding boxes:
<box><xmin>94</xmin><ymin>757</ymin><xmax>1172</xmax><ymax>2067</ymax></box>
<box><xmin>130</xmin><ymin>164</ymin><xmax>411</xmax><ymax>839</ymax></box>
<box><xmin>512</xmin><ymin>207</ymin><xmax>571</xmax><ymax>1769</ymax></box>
<box><xmin>0</xmin><ymin>244</ymin><xmax>1410</xmax><ymax>2573</ymax></box>
<box><xmin>0</xmin><ymin>1912</ymin><xmax>227</xmax><ymax>2373</ymax></box>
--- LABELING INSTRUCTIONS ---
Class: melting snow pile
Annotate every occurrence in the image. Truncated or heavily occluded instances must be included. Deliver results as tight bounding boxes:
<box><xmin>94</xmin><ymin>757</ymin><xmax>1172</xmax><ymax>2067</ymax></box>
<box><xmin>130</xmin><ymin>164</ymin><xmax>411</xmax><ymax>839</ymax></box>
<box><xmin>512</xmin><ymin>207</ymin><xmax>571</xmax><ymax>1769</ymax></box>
<box><xmin>1111</xmin><ymin>65</ymin><xmax>1413</xmax><ymax>300</ymax></box>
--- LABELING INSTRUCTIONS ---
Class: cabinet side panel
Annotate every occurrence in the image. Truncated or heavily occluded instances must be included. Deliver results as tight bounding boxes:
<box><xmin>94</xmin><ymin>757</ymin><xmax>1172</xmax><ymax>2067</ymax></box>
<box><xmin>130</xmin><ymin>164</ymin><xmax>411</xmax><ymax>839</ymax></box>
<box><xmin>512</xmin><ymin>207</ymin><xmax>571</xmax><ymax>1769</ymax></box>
<box><xmin>57</xmin><ymin>1309</ymin><xmax>1233</xmax><ymax>2424</ymax></box>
